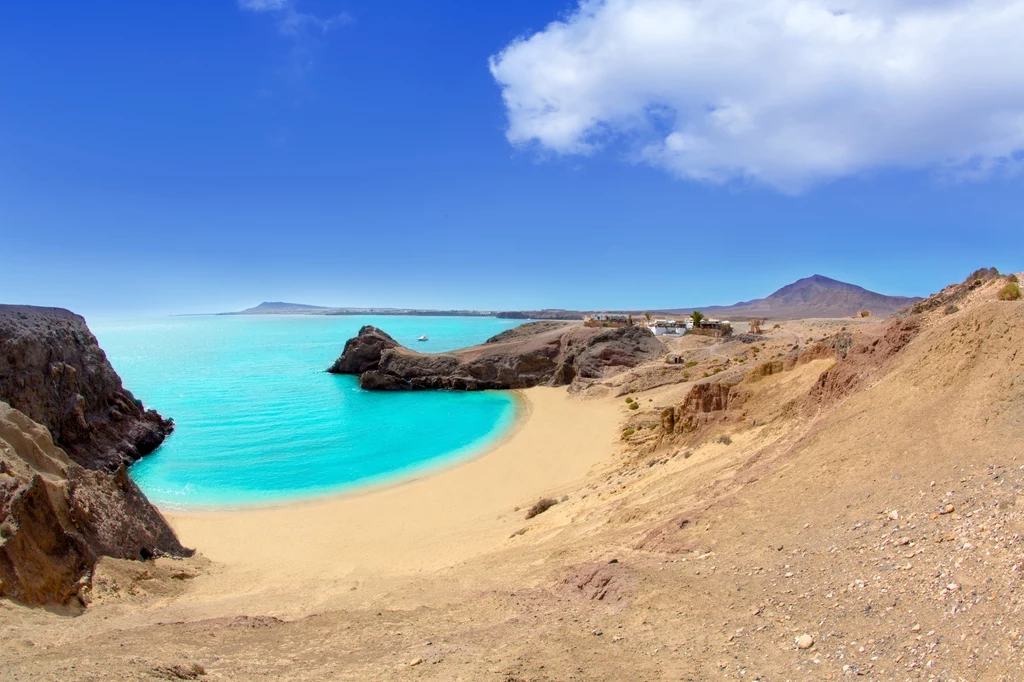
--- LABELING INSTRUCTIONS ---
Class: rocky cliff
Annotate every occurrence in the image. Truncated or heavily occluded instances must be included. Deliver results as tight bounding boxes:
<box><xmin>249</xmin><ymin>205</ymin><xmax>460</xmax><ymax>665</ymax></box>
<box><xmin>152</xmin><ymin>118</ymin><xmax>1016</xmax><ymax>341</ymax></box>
<box><xmin>0</xmin><ymin>305</ymin><xmax>191</xmax><ymax>606</ymax></box>
<box><xmin>0</xmin><ymin>305</ymin><xmax>172</xmax><ymax>472</ymax></box>
<box><xmin>328</xmin><ymin>322</ymin><xmax>663</xmax><ymax>390</ymax></box>
<box><xmin>0</xmin><ymin>401</ymin><xmax>191</xmax><ymax>606</ymax></box>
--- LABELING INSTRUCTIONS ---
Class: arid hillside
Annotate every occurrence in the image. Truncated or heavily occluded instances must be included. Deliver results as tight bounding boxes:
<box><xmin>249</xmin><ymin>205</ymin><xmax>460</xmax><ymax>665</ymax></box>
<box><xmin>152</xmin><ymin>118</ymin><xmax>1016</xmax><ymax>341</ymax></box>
<box><xmin>1</xmin><ymin>271</ymin><xmax>1022</xmax><ymax>681</ymax></box>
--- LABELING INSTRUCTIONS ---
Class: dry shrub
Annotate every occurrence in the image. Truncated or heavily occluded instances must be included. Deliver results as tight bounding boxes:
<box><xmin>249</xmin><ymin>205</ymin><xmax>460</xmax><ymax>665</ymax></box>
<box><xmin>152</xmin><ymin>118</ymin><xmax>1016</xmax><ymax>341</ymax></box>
<box><xmin>150</xmin><ymin>664</ymin><xmax>207</xmax><ymax>680</ymax></box>
<box><xmin>944</xmin><ymin>304</ymin><xmax>960</xmax><ymax>315</ymax></box>
<box><xmin>715</xmin><ymin>435</ymin><xmax>733</xmax><ymax>445</ymax></box>
<box><xmin>525</xmin><ymin>498</ymin><xmax>558</xmax><ymax>519</ymax></box>
<box><xmin>998</xmin><ymin>281</ymin><xmax>1021</xmax><ymax>301</ymax></box>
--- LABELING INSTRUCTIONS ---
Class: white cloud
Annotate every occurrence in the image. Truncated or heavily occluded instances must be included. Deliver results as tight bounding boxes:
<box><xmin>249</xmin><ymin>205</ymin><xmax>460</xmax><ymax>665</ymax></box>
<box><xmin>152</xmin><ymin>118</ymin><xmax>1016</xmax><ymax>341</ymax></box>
<box><xmin>239</xmin><ymin>0</ymin><xmax>289</xmax><ymax>11</ymax></box>
<box><xmin>239</xmin><ymin>0</ymin><xmax>351</xmax><ymax>38</ymax></box>
<box><xmin>489</xmin><ymin>0</ymin><xmax>1024</xmax><ymax>191</ymax></box>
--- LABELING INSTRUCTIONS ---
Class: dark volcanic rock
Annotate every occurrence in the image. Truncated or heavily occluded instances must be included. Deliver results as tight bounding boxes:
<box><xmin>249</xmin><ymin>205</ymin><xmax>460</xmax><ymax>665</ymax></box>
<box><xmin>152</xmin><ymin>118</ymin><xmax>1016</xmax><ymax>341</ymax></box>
<box><xmin>0</xmin><ymin>305</ymin><xmax>173</xmax><ymax>472</ymax></box>
<box><xmin>330</xmin><ymin>322</ymin><xmax>663</xmax><ymax>391</ymax></box>
<box><xmin>327</xmin><ymin>325</ymin><xmax>400</xmax><ymax>374</ymax></box>
<box><xmin>0</xmin><ymin>401</ymin><xmax>192</xmax><ymax>606</ymax></box>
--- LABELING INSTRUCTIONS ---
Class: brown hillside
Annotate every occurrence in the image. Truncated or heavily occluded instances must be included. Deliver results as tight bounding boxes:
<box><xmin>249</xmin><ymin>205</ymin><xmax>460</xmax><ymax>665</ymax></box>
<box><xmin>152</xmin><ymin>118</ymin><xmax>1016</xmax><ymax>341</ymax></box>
<box><xmin>2</xmin><ymin>279</ymin><xmax>1022</xmax><ymax>680</ymax></box>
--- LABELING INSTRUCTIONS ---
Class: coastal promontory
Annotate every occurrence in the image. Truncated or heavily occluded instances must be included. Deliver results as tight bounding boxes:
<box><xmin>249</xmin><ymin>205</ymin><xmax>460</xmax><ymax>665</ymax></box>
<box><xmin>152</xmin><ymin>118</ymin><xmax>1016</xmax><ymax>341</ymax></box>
<box><xmin>0</xmin><ymin>305</ymin><xmax>191</xmax><ymax>606</ymax></box>
<box><xmin>328</xmin><ymin>321</ymin><xmax>663</xmax><ymax>390</ymax></box>
<box><xmin>0</xmin><ymin>305</ymin><xmax>173</xmax><ymax>472</ymax></box>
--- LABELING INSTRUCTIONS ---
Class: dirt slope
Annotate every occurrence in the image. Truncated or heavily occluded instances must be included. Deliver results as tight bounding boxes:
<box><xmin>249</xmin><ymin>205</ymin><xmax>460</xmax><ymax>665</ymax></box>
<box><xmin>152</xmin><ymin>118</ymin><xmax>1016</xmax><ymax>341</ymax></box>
<box><xmin>1</xmin><ymin>286</ymin><xmax>1021</xmax><ymax>681</ymax></box>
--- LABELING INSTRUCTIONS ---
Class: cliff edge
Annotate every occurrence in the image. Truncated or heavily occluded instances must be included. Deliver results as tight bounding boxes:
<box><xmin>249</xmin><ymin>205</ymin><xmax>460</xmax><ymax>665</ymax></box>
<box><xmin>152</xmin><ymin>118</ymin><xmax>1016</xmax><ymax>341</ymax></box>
<box><xmin>0</xmin><ymin>305</ymin><xmax>191</xmax><ymax>606</ymax></box>
<box><xmin>0</xmin><ymin>305</ymin><xmax>172</xmax><ymax>472</ymax></box>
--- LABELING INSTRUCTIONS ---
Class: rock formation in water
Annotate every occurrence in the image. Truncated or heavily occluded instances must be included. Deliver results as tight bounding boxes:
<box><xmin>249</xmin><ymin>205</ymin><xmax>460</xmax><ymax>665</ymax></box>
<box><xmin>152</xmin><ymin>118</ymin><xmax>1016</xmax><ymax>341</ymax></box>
<box><xmin>328</xmin><ymin>321</ymin><xmax>663</xmax><ymax>390</ymax></box>
<box><xmin>0</xmin><ymin>305</ymin><xmax>191</xmax><ymax>606</ymax></box>
<box><xmin>0</xmin><ymin>305</ymin><xmax>172</xmax><ymax>472</ymax></box>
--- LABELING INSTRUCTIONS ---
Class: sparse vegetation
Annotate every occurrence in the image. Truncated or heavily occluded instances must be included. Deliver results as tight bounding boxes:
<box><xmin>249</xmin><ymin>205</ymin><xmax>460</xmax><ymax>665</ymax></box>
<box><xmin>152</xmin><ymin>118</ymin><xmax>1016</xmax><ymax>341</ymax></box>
<box><xmin>998</xmin><ymin>281</ymin><xmax>1021</xmax><ymax>301</ymax></box>
<box><xmin>622</xmin><ymin>428</ymin><xmax>635</xmax><ymax>438</ymax></box>
<box><xmin>681</xmin><ymin>372</ymin><xmax>690</xmax><ymax>380</ymax></box>
<box><xmin>715</xmin><ymin>435</ymin><xmax>733</xmax><ymax>445</ymax></box>
<box><xmin>625</xmin><ymin>397</ymin><xmax>634</xmax><ymax>404</ymax></box>
<box><xmin>150</xmin><ymin>664</ymin><xmax>207</xmax><ymax>680</ymax></box>
<box><xmin>1010</xmin><ymin>274</ymin><xmax>1019</xmax><ymax>284</ymax></box>
<box><xmin>684</xmin><ymin>361</ymin><xmax>698</xmax><ymax>368</ymax></box>
<box><xmin>525</xmin><ymin>498</ymin><xmax>558</xmax><ymax>519</ymax></box>
<box><xmin>628</xmin><ymin>402</ymin><xmax>639</xmax><ymax>410</ymax></box>
<box><xmin>944</xmin><ymin>304</ymin><xmax>960</xmax><ymax>315</ymax></box>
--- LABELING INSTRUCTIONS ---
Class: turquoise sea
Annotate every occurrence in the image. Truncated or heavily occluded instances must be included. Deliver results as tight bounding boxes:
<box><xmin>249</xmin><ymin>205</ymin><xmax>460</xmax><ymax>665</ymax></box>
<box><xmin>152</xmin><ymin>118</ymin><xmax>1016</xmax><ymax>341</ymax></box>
<box><xmin>90</xmin><ymin>315</ymin><xmax>521</xmax><ymax>510</ymax></box>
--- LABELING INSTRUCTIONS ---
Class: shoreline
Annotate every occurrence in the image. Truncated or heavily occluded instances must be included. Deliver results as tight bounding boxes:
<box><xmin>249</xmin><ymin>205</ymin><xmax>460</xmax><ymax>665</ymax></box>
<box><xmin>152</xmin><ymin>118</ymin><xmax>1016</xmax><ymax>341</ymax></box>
<box><xmin>147</xmin><ymin>390</ymin><xmax>531</xmax><ymax>515</ymax></box>
<box><xmin>162</xmin><ymin>386</ymin><xmax>619</xmax><ymax>615</ymax></box>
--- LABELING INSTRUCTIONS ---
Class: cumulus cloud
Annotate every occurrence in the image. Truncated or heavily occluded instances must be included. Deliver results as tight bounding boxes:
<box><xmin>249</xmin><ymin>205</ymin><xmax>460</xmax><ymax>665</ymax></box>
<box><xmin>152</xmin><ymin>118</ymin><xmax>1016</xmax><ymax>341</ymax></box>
<box><xmin>489</xmin><ymin>0</ymin><xmax>1024</xmax><ymax>191</ymax></box>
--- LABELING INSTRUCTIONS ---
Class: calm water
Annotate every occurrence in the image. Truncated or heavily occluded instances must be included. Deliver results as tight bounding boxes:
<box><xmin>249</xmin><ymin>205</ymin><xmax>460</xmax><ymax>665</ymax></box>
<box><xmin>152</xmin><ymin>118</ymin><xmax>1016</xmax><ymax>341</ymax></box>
<box><xmin>90</xmin><ymin>315</ymin><xmax>521</xmax><ymax>510</ymax></box>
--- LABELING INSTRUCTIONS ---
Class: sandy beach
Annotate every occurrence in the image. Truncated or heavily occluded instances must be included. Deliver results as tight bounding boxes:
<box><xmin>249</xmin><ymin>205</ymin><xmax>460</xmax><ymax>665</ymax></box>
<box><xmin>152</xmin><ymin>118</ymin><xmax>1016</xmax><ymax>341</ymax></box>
<box><xmin>164</xmin><ymin>386</ymin><xmax>619</xmax><ymax>616</ymax></box>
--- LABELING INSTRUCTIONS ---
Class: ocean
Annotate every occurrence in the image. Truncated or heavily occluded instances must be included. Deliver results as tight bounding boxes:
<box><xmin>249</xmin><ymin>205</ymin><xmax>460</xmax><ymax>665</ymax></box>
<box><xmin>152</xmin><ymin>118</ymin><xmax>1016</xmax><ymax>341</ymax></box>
<box><xmin>90</xmin><ymin>314</ymin><xmax>521</xmax><ymax>510</ymax></box>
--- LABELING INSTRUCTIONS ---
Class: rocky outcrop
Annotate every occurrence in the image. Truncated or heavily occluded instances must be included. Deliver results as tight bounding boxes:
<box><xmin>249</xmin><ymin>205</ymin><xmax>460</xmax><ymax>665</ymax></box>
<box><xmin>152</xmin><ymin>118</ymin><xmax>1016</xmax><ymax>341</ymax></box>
<box><xmin>806</xmin><ymin>316</ymin><xmax>921</xmax><ymax>409</ymax></box>
<box><xmin>0</xmin><ymin>305</ymin><xmax>172</xmax><ymax>472</ymax></box>
<box><xmin>327</xmin><ymin>325</ymin><xmax>400</xmax><ymax>374</ymax></box>
<box><xmin>329</xmin><ymin>322</ymin><xmax>663</xmax><ymax>390</ymax></box>
<box><xmin>0</xmin><ymin>401</ymin><xmax>191</xmax><ymax>606</ymax></box>
<box><xmin>660</xmin><ymin>382</ymin><xmax>747</xmax><ymax>438</ymax></box>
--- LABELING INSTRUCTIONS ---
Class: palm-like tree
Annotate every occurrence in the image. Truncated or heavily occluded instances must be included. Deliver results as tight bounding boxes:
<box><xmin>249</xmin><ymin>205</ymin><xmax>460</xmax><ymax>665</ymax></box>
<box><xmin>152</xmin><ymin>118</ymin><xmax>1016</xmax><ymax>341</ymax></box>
<box><xmin>691</xmin><ymin>310</ymin><xmax>705</xmax><ymax>326</ymax></box>
<box><xmin>644</xmin><ymin>312</ymin><xmax>652</xmax><ymax>323</ymax></box>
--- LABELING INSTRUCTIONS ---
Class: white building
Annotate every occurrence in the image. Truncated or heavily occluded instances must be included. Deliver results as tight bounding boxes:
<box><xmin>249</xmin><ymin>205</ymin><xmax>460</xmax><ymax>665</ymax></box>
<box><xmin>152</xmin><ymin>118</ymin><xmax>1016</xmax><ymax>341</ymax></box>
<box><xmin>646</xmin><ymin>319</ymin><xmax>687</xmax><ymax>336</ymax></box>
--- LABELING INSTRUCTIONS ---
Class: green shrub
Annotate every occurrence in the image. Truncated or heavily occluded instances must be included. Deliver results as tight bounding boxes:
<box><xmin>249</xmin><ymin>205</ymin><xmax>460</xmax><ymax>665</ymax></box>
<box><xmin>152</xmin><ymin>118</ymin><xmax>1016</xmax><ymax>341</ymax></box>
<box><xmin>682</xmin><ymin>372</ymin><xmax>690</xmax><ymax>380</ymax></box>
<box><xmin>622</xmin><ymin>428</ymin><xmax>636</xmax><ymax>438</ymax></box>
<box><xmin>999</xmin><ymin>282</ymin><xmax>1022</xmax><ymax>301</ymax></box>
<box><xmin>625</xmin><ymin>397</ymin><xmax>634</xmax><ymax>404</ymax></box>
<box><xmin>685</xmin><ymin>361</ymin><xmax>698</xmax><ymax>368</ymax></box>
<box><xmin>628</xmin><ymin>402</ymin><xmax>639</xmax><ymax>410</ymax></box>
<box><xmin>1009</xmin><ymin>274</ymin><xmax>1019</xmax><ymax>284</ymax></box>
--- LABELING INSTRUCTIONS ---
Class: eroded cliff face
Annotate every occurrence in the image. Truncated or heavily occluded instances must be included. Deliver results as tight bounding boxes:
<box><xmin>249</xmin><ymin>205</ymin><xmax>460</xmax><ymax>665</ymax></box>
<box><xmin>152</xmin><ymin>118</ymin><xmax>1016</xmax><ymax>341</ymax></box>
<box><xmin>0</xmin><ymin>305</ymin><xmax>172</xmax><ymax>472</ymax></box>
<box><xmin>0</xmin><ymin>401</ymin><xmax>191</xmax><ymax>606</ymax></box>
<box><xmin>329</xmin><ymin>322</ymin><xmax>664</xmax><ymax>391</ymax></box>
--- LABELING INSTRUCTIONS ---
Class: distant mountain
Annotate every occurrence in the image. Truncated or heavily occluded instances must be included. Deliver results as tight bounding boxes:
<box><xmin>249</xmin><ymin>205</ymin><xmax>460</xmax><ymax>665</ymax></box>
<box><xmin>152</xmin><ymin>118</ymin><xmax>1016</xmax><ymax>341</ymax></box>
<box><xmin>232</xmin><ymin>302</ymin><xmax>329</xmax><ymax>315</ymax></box>
<box><xmin>665</xmin><ymin>275</ymin><xmax>921</xmax><ymax>319</ymax></box>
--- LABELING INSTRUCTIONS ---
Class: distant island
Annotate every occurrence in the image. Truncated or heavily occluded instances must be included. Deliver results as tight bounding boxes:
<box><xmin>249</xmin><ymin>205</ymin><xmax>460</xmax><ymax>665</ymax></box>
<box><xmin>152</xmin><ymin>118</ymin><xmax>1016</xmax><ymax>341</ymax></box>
<box><xmin>222</xmin><ymin>275</ymin><xmax>921</xmax><ymax>320</ymax></box>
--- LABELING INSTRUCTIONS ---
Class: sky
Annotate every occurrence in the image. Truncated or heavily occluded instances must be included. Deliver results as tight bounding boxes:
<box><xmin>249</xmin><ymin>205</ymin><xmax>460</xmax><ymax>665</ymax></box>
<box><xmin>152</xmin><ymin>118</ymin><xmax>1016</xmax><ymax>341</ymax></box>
<box><xmin>1</xmin><ymin>0</ymin><xmax>1022</xmax><ymax>318</ymax></box>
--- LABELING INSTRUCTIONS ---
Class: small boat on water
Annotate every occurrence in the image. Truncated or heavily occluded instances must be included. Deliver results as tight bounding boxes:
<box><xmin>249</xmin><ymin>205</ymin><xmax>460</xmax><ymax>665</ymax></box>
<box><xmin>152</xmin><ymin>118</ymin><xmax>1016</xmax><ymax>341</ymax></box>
<box><xmin>417</xmin><ymin>334</ymin><xmax>429</xmax><ymax>342</ymax></box>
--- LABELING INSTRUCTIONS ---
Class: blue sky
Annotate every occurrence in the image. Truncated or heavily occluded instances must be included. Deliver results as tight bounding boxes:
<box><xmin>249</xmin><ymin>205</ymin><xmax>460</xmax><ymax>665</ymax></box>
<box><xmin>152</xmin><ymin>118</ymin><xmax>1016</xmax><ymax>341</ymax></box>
<box><xmin>1</xmin><ymin>0</ymin><xmax>1022</xmax><ymax>318</ymax></box>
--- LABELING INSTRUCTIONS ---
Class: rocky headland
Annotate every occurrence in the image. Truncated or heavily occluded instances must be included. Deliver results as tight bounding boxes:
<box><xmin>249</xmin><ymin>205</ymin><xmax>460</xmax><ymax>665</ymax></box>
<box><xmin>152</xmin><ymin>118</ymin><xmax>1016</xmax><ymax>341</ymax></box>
<box><xmin>328</xmin><ymin>321</ymin><xmax>663</xmax><ymax>390</ymax></box>
<box><xmin>0</xmin><ymin>305</ymin><xmax>172</xmax><ymax>473</ymax></box>
<box><xmin>0</xmin><ymin>305</ymin><xmax>190</xmax><ymax>606</ymax></box>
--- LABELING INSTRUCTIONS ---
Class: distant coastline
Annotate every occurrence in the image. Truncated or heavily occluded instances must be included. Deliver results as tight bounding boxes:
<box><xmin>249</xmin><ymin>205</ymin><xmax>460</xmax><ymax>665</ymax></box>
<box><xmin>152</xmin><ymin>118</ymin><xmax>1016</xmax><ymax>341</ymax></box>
<box><xmin>215</xmin><ymin>273</ymin><xmax>923</xmax><ymax>321</ymax></box>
